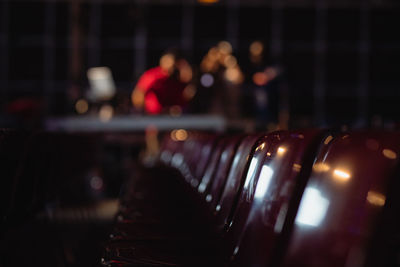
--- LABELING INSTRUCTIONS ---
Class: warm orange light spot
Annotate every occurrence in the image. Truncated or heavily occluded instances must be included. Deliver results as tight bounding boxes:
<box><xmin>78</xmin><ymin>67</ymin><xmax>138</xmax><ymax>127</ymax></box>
<box><xmin>183</xmin><ymin>84</ymin><xmax>196</xmax><ymax>100</ymax></box>
<box><xmin>293</xmin><ymin>163</ymin><xmax>301</xmax><ymax>172</ymax></box>
<box><xmin>75</xmin><ymin>99</ymin><xmax>88</xmax><ymax>114</ymax></box>
<box><xmin>218</xmin><ymin>41</ymin><xmax>232</xmax><ymax>55</ymax></box>
<box><xmin>256</xmin><ymin>143</ymin><xmax>265</xmax><ymax>151</ymax></box>
<box><xmin>324</xmin><ymin>135</ymin><xmax>333</xmax><ymax>145</ymax></box>
<box><xmin>249</xmin><ymin>41</ymin><xmax>263</xmax><ymax>56</ymax></box>
<box><xmin>225</xmin><ymin>67</ymin><xmax>243</xmax><ymax>84</ymax></box>
<box><xmin>160</xmin><ymin>54</ymin><xmax>175</xmax><ymax>72</ymax></box>
<box><xmin>169</xmin><ymin>105</ymin><xmax>182</xmax><ymax>117</ymax></box>
<box><xmin>224</xmin><ymin>55</ymin><xmax>237</xmax><ymax>68</ymax></box>
<box><xmin>277</xmin><ymin>147</ymin><xmax>286</xmax><ymax>155</ymax></box>
<box><xmin>178</xmin><ymin>61</ymin><xmax>193</xmax><ymax>83</ymax></box>
<box><xmin>99</xmin><ymin>104</ymin><xmax>113</xmax><ymax>122</ymax></box>
<box><xmin>382</xmin><ymin>149</ymin><xmax>397</xmax><ymax>160</ymax></box>
<box><xmin>313</xmin><ymin>163</ymin><xmax>330</xmax><ymax>172</ymax></box>
<box><xmin>333</xmin><ymin>169</ymin><xmax>351</xmax><ymax>182</ymax></box>
<box><xmin>174</xmin><ymin>129</ymin><xmax>188</xmax><ymax>141</ymax></box>
<box><xmin>253</xmin><ymin>72</ymin><xmax>268</xmax><ymax>86</ymax></box>
<box><xmin>367</xmin><ymin>191</ymin><xmax>386</xmax><ymax>207</ymax></box>
<box><xmin>170</xmin><ymin>130</ymin><xmax>178</xmax><ymax>141</ymax></box>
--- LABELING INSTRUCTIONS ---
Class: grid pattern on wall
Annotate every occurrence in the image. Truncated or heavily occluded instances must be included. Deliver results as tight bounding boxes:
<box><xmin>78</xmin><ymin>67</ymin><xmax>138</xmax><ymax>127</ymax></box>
<box><xmin>0</xmin><ymin>0</ymin><xmax>399</xmax><ymax>125</ymax></box>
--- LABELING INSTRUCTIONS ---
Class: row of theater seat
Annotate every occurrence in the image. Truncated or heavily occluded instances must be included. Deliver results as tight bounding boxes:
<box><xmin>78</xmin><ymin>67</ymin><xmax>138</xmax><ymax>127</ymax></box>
<box><xmin>104</xmin><ymin>129</ymin><xmax>400</xmax><ymax>267</ymax></box>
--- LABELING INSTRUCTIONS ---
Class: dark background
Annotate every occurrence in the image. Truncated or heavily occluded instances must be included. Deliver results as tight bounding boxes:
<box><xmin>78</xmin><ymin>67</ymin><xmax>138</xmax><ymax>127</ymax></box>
<box><xmin>0</xmin><ymin>0</ymin><xmax>399</xmax><ymax>128</ymax></box>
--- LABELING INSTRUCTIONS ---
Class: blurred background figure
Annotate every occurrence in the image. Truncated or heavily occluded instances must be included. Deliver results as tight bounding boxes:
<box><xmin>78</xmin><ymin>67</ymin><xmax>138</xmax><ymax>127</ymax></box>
<box><xmin>131</xmin><ymin>49</ymin><xmax>194</xmax><ymax>115</ymax></box>
<box><xmin>194</xmin><ymin>41</ymin><xmax>243</xmax><ymax>118</ymax></box>
<box><xmin>0</xmin><ymin>0</ymin><xmax>399</xmax><ymax>129</ymax></box>
<box><xmin>242</xmin><ymin>40</ymin><xmax>284</xmax><ymax>130</ymax></box>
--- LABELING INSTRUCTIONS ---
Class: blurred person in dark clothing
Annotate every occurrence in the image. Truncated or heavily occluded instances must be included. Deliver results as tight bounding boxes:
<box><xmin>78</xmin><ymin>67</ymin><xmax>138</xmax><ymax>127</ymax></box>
<box><xmin>194</xmin><ymin>41</ymin><xmax>243</xmax><ymax>118</ymax></box>
<box><xmin>131</xmin><ymin>50</ymin><xmax>194</xmax><ymax>115</ymax></box>
<box><xmin>243</xmin><ymin>41</ymin><xmax>283</xmax><ymax>130</ymax></box>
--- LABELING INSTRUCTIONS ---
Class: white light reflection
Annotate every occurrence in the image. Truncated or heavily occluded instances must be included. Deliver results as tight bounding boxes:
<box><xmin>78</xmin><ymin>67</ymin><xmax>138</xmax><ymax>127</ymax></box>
<box><xmin>254</xmin><ymin>165</ymin><xmax>274</xmax><ymax>199</ymax></box>
<box><xmin>295</xmin><ymin>187</ymin><xmax>330</xmax><ymax>227</ymax></box>
<box><xmin>244</xmin><ymin>157</ymin><xmax>258</xmax><ymax>189</ymax></box>
<box><xmin>160</xmin><ymin>151</ymin><xmax>171</xmax><ymax>163</ymax></box>
<box><xmin>277</xmin><ymin>147</ymin><xmax>286</xmax><ymax>155</ymax></box>
<box><xmin>333</xmin><ymin>169</ymin><xmax>351</xmax><ymax>182</ymax></box>
<box><xmin>171</xmin><ymin>153</ymin><xmax>183</xmax><ymax>167</ymax></box>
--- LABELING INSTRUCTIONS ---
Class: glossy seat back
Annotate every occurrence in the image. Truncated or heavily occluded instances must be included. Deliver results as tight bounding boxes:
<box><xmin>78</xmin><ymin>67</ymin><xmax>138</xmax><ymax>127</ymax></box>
<box><xmin>197</xmin><ymin>138</ymin><xmax>228</xmax><ymax>198</ymax></box>
<box><xmin>226</xmin><ymin>130</ymin><xmax>325</xmax><ymax>266</ymax></box>
<box><xmin>186</xmin><ymin>134</ymin><xmax>219</xmax><ymax>187</ymax></box>
<box><xmin>213</xmin><ymin>134</ymin><xmax>265</xmax><ymax>231</ymax></box>
<box><xmin>219</xmin><ymin>133</ymin><xmax>274</xmax><ymax>248</ymax></box>
<box><xmin>206</xmin><ymin>135</ymin><xmax>244</xmax><ymax>211</ymax></box>
<box><xmin>193</xmin><ymin>135</ymin><xmax>220</xmax><ymax>183</ymax></box>
<box><xmin>282</xmin><ymin>132</ymin><xmax>400</xmax><ymax>267</ymax></box>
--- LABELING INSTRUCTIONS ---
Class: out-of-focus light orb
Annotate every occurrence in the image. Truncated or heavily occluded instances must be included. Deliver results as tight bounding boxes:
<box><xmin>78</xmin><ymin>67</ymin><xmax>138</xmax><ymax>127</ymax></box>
<box><xmin>333</xmin><ymin>168</ymin><xmax>351</xmax><ymax>182</ymax></box>
<box><xmin>208</xmin><ymin>47</ymin><xmax>219</xmax><ymax>59</ymax></box>
<box><xmin>174</xmin><ymin>129</ymin><xmax>188</xmax><ymax>141</ymax></box>
<box><xmin>277</xmin><ymin>146</ymin><xmax>286</xmax><ymax>155</ymax></box>
<box><xmin>224</xmin><ymin>55</ymin><xmax>237</xmax><ymax>68</ymax></box>
<box><xmin>160</xmin><ymin>53</ymin><xmax>175</xmax><ymax>71</ymax></box>
<box><xmin>179</xmin><ymin>62</ymin><xmax>193</xmax><ymax>83</ymax></box>
<box><xmin>250</xmin><ymin>41</ymin><xmax>264</xmax><ymax>56</ymax></box>
<box><xmin>253</xmin><ymin>72</ymin><xmax>268</xmax><ymax>86</ymax></box>
<box><xmin>218</xmin><ymin>41</ymin><xmax>233</xmax><ymax>55</ymax></box>
<box><xmin>382</xmin><ymin>148</ymin><xmax>397</xmax><ymax>159</ymax></box>
<box><xmin>183</xmin><ymin>84</ymin><xmax>196</xmax><ymax>100</ymax></box>
<box><xmin>90</xmin><ymin>176</ymin><xmax>103</xmax><ymax>190</ymax></box>
<box><xmin>87</xmin><ymin>66</ymin><xmax>111</xmax><ymax>80</ymax></box>
<box><xmin>225</xmin><ymin>67</ymin><xmax>242</xmax><ymax>84</ymax></box>
<box><xmin>99</xmin><ymin>104</ymin><xmax>113</xmax><ymax>122</ymax></box>
<box><xmin>313</xmin><ymin>162</ymin><xmax>330</xmax><ymax>172</ymax></box>
<box><xmin>200</xmin><ymin>73</ymin><xmax>214</xmax><ymax>87</ymax></box>
<box><xmin>170</xmin><ymin>130</ymin><xmax>178</xmax><ymax>141</ymax></box>
<box><xmin>75</xmin><ymin>99</ymin><xmax>88</xmax><ymax>114</ymax></box>
<box><xmin>169</xmin><ymin>105</ymin><xmax>182</xmax><ymax>117</ymax></box>
<box><xmin>367</xmin><ymin>191</ymin><xmax>386</xmax><ymax>206</ymax></box>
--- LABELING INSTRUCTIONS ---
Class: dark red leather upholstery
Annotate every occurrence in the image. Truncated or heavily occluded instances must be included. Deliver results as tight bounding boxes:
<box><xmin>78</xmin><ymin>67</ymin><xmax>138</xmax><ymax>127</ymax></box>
<box><xmin>282</xmin><ymin>132</ymin><xmax>400</xmax><ymax>267</ymax></box>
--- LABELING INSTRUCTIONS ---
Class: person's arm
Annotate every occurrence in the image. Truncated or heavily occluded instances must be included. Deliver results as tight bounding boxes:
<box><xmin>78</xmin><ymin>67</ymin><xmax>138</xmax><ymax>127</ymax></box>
<box><xmin>131</xmin><ymin>70</ymin><xmax>154</xmax><ymax>110</ymax></box>
<box><xmin>131</xmin><ymin>86</ymin><xmax>145</xmax><ymax>110</ymax></box>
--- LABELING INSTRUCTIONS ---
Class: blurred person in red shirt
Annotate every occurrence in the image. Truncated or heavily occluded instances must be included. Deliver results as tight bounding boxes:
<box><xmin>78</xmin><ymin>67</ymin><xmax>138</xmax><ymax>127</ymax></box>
<box><xmin>131</xmin><ymin>50</ymin><xmax>194</xmax><ymax>115</ymax></box>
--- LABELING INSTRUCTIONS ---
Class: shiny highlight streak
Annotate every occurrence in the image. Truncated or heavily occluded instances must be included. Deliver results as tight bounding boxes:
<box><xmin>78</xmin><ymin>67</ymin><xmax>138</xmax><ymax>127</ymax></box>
<box><xmin>367</xmin><ymin>191</ymin><xmax>386</xmax><ymax>207</ymax></box>
<box><xmin>333</xmin><ymin>169</ymin><xmax>351</xmax><ymax>181</ymax></box>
